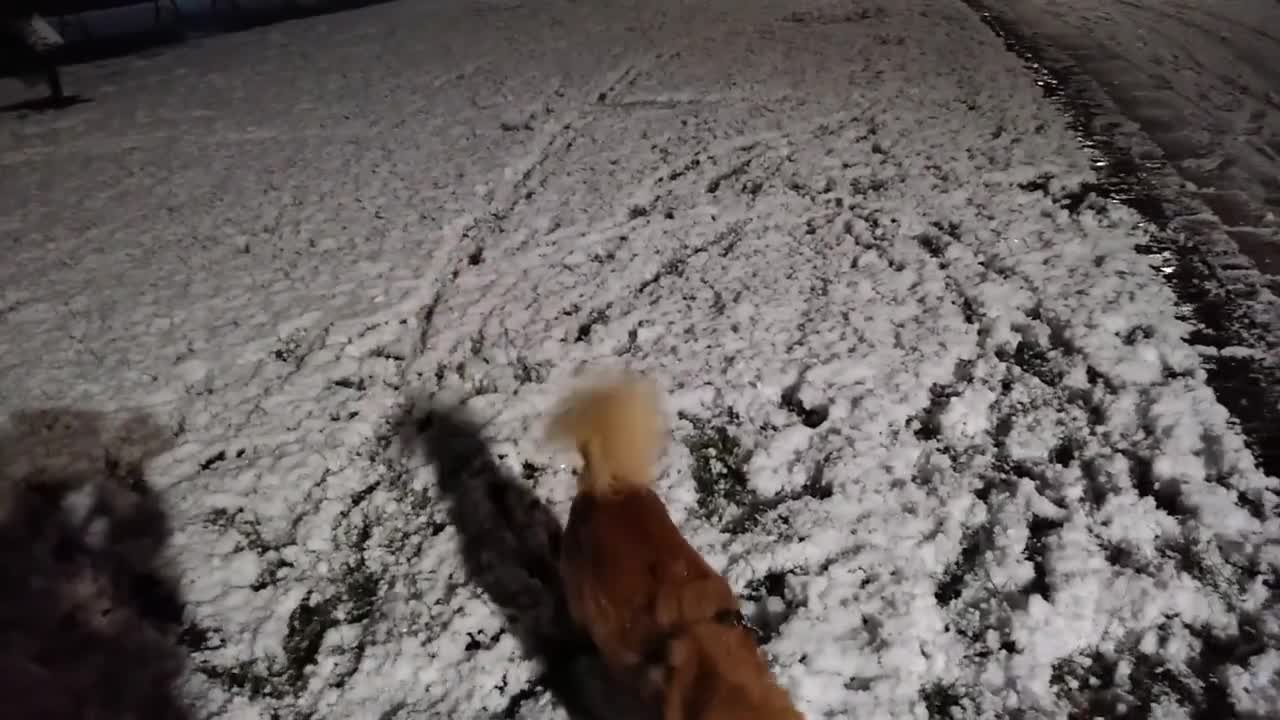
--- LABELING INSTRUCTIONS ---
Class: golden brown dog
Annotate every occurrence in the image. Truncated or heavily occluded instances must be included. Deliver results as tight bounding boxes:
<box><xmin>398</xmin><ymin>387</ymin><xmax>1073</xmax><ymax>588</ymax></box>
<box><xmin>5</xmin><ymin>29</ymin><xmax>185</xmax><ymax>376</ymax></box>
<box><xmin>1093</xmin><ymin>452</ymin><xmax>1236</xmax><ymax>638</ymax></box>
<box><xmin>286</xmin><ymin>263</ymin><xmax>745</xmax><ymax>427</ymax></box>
<box><xmin>547</xmin><ymin>372</ymin><xmax>803</xmax><ymax>720</ymax></box>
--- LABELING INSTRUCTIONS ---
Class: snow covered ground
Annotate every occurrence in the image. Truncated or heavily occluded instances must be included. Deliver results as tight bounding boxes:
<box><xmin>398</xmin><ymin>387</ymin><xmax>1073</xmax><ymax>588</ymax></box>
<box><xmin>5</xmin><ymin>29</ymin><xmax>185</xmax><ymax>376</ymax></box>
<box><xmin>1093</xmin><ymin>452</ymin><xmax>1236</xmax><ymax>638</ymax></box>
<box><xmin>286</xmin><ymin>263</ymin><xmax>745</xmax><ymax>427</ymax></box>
<box><xmin>1</xmin><ymin>0</ymin><xmax>1278</xmax><ymax>719</ymax></box>
<box><xmin>969</xmin><ymin>0</ymin><xmax>1280</xmax><ymax>312</ymax></box>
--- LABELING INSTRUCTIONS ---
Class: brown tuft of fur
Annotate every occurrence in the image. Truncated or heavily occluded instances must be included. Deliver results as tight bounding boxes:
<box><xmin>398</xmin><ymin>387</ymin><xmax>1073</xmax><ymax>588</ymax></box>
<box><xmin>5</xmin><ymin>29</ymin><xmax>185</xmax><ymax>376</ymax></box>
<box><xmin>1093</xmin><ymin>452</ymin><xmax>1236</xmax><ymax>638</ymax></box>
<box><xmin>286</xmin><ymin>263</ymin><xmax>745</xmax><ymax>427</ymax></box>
<box><xmin>548</xmin><ymin>372</ymin><xmax>804</xmax><ymax>719</ymax></box>
<box><xmin>546</xmin><ymin>370</ymin><xmax>666</xmax><ymax>495</ymax></box>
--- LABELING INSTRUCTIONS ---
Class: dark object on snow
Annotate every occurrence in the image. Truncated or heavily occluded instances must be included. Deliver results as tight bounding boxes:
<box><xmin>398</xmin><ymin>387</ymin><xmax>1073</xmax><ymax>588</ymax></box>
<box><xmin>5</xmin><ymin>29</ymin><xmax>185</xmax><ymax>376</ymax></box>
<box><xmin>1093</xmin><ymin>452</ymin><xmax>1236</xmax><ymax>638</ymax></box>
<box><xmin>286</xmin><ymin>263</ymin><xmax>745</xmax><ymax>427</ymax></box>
<box><xmin>0</xmin><ymin>408</ymin><xmax>192</xmax><ymax>720</ymax></box>
<box><xmin>1</xmin><ymin>9</ymin><xmax>67</xmax><ymax>104</ymax></box>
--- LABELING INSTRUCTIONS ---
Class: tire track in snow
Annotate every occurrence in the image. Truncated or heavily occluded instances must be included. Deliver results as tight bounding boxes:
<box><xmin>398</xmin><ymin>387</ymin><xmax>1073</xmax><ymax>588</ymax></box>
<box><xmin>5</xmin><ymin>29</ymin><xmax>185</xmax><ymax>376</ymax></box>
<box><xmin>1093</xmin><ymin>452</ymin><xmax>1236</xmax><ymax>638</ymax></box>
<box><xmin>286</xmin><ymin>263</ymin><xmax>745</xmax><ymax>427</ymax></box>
<box><xmin>397</xmin><ymin>54</ymin><xmax>686</xmax><ymax>381</ymax></box>
<box><xmin>1111</xmin><ymin>0</ymin><xmax>1278</xmax><ymax>119</ymax></box>
<box><xmin>485</xmin><ymin>57</ymin><xmax>666</xmax><ymax>219</ymax></box>
<box><xmin>1134</xmin><ymin>0</ymin><xmax>1280</xmax><ymax>49</ymax></box>
<box><xmin>417</xmin><ymin>104</ymin><xmax>864</xmax><ymax>365</ymax></box>
<box><xmin>530</xmin><ymin>113</ymin><xmax>872</xmax><ymax>356</ymax></box>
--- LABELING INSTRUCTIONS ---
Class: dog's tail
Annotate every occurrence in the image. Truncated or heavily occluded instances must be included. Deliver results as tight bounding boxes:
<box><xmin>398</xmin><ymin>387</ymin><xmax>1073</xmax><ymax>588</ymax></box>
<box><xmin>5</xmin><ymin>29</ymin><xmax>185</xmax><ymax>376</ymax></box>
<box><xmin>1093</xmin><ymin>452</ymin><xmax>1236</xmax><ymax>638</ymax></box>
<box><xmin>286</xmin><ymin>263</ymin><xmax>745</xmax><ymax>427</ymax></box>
<box><xmin>547</xmin><ymin>370</ymin><xmax>666</xmax><ymax>495</ymax></box>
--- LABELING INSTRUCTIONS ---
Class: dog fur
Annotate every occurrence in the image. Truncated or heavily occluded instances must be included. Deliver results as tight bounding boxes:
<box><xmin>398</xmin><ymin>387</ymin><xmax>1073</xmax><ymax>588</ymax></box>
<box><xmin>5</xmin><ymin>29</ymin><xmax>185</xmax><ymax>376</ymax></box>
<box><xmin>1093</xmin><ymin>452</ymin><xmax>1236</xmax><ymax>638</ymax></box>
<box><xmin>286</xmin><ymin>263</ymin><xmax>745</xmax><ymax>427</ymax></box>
<box><xmin>547</xmin><ymin>372</ymin><xmax>803</xmax><ymax>720</ymax></box>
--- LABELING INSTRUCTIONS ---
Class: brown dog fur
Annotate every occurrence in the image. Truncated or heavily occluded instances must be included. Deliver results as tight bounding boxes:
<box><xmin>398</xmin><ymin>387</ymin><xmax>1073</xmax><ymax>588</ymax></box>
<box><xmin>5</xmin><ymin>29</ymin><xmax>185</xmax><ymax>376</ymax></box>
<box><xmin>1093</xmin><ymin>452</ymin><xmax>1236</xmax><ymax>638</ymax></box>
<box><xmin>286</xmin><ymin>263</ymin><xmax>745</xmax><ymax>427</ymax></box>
<box><xmin>547</xmin><ymin>372</ymin><xmax>803</xmax><ymax>720</ymax></box>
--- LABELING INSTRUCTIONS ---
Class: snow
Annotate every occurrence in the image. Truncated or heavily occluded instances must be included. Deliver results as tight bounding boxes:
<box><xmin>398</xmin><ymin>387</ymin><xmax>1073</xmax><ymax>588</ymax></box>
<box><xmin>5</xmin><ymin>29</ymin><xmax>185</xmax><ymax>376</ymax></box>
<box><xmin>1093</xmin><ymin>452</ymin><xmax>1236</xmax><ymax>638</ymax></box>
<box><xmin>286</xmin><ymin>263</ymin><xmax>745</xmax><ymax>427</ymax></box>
<box><xmin>1</xmin><ymin>0</ymin><xmax>1278</xmax><ymax>719</ymax></box>
<box><xmin>968</xmin><ymin>0</ymin><xmax>1280</xmax><ymax>340</ymax></box>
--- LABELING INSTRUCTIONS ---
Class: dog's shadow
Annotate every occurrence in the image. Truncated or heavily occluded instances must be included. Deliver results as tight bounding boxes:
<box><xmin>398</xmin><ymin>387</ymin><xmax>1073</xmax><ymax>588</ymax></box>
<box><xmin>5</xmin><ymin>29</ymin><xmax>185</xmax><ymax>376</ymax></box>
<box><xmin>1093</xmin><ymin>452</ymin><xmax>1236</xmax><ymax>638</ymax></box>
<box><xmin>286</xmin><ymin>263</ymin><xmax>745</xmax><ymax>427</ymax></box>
<box><xmin>0</xmin><ymin>406</ymin><xmax>191</xmax><ymax>720</ymax></box>
<box><xmin>396</xmin><ymin>400</ymin><xmax>657</xmax><ymax>720</ymax></box>
<box><xmin>0</xmin><ymin>94</ymin><xmax>93</xmax><ymax>115</ymax></box>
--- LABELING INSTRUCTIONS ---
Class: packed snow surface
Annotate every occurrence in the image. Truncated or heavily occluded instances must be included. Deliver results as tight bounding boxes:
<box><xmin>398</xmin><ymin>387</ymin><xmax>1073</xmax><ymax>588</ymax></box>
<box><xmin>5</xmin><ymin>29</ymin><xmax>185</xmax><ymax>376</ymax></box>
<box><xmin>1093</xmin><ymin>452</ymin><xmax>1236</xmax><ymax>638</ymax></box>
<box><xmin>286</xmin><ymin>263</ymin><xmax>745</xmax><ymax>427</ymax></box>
<box><xmin>976</xmin><ymin>0</ymin><xmax>1280</xmax><ymax>294</ymax></box>
<box><xmin>1</xmin><ymin>0</ymin><xmax>1277</xmax><ymax>719</ymax></box>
